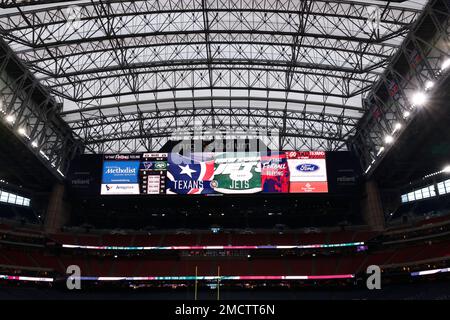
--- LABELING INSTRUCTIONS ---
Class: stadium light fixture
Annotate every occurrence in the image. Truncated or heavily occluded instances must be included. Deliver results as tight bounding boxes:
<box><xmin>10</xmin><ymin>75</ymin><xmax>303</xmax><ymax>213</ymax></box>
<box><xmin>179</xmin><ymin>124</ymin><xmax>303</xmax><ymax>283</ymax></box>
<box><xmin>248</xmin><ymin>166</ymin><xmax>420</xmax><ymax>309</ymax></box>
<box><xmin>5</xmin><ymin>114</ymin><xmax>15</xmax><ymax>123</ymax></box>
<box><xmin>443</xmin><ymin>165</ymin><xmax>450</xmax><ymax>173</ymax></box>
<box><xmin>384</xmin><ymin>135</ymin><xmax>394</xmax><ymax>144</ymax></box>
<box><xmin>393</xmin><ymin>122</ymin><xmax>402</xmax><ymax>133</ymax></box>
<box><xmin>377</xmin><ymin>146</ymin><xmax>385</xmax><ymax>156</ymax></box>
<box><xmin>39</xmin><ymin>150</ymin><xmax>50</xmax><ymax>161</ymax></box>
<box><xmin>411</xmin><ymin>91</ymin><xmax>427</xmax><ymax>107</ymax></box>
<box><xmin>424</xmin><ymin>81</ymin><xmax>434</xmax><ymax>91</ymax></box>
<box><xmin>441</xmin><ymin>58</ymin><xmax>450</xmax><ymax>71</ymax></box>
<box><xmin>31</xmin><ymin>141</ymin><xmax>38</xmax><ymax>148</ymax></box>
<box><xmin>18</xmin><ymin>127</ymin><xmax>26</xmax><ymax>136</ymax></box>
<box><xmin>403</xmin><ymin>111</ymin><xmax>411</xmax><ymax>119</ymax></box>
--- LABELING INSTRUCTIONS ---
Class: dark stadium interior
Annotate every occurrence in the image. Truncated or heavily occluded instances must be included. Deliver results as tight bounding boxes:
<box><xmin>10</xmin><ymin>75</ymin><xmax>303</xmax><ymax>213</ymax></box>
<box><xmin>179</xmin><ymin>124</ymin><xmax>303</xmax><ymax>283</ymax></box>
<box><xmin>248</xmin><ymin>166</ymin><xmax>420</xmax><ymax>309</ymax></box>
<box><xmin>0</xmin><ymin>0</ymin><xmax>449</xmax><ymax>301</ymax></box>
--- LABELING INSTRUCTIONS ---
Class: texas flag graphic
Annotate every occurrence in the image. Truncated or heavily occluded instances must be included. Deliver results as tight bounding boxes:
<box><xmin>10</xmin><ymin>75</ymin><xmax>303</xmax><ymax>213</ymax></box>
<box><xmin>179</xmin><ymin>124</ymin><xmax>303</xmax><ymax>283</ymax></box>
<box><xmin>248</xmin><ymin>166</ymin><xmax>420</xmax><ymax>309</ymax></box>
<box><xmin>166</xmin><ymin>153</ymin><xmax>215</xmax><ymax>195</ymax></box>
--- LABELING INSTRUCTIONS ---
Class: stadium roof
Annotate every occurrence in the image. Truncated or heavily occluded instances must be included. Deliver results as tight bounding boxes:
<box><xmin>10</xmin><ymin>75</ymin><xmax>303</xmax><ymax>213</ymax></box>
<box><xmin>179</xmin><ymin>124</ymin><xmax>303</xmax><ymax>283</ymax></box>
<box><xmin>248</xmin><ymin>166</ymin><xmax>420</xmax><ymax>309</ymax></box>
<box><xmin>0</xmin><ymin>0</ymin><xmax>427</xmax><ymax>153</ymax></box>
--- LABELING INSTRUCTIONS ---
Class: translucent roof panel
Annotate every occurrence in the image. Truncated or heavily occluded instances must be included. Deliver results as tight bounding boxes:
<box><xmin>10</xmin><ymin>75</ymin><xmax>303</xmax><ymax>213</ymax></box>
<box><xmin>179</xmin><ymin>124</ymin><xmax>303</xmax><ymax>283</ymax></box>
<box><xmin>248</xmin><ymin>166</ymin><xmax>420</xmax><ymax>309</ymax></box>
<box><xmin>0</xmin><ymin>0</ymin><xmax>427</xmax><ymax>153</ymax></box>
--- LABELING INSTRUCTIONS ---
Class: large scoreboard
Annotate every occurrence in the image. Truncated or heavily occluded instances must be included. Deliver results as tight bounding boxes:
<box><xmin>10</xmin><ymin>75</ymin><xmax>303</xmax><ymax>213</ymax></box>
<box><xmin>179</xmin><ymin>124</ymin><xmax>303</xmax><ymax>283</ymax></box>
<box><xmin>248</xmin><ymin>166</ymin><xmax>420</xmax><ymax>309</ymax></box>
<box><xmin>100</xmin><ymin>151</ymin><xmax>329</xmax><ymax>195</ymax></box>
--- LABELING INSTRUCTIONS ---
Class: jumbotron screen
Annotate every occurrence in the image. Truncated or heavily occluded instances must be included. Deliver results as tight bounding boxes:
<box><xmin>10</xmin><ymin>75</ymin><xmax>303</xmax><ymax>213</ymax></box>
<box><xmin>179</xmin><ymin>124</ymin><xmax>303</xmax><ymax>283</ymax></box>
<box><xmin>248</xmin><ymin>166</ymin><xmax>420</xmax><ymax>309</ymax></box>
<box><xmin>100</xmin><ymin>151</ymin><xmax>328</xmax><ymax>195</ymax></box>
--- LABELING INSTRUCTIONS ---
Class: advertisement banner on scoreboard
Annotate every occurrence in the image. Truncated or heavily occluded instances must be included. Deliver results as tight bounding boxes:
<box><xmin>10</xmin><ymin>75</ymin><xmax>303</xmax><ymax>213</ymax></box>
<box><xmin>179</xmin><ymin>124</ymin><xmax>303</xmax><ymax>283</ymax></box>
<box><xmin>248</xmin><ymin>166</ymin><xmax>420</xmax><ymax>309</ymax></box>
<box><xmin>286</xmin><ymin>151</ymin><xmax>328</xmax><ymax>193</ymax></box>
<box><xmin>261</xmin><ymin>152</ymin><xmax>289</xmax><ymax>193</ymax></box>
<box><xmin>213</xmin><ymin>152</ymin><xmax>261</xmax><ymax>194</ymax></box>
<box><xmin>100</xmin><ymin>183</ymin><xmax>140</xmax><ymax>195</ymax></box>
<box><xmin>101</xmin><ymin>156</ymin><xmax>141</xmax><ymax>195</ymax></box>
<box><xmin>101</xmin><ymin>161</ymin><xmax>140</xmax><ymax>184</ymax></box>
<box><xmin>166</xmin><ymin>153</ymin><xmax>215</xmax><ymax>195</ymax></box>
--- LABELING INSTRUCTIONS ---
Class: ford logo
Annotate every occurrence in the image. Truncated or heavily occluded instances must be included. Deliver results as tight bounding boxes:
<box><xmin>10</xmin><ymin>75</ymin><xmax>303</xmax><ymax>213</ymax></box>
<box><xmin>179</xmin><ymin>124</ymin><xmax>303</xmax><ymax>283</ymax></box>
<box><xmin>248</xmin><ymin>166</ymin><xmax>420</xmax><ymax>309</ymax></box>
<box><xmin>296</xmin><ymin>164</ymin><xmax>319</xmax><ymax>172</ymax></box>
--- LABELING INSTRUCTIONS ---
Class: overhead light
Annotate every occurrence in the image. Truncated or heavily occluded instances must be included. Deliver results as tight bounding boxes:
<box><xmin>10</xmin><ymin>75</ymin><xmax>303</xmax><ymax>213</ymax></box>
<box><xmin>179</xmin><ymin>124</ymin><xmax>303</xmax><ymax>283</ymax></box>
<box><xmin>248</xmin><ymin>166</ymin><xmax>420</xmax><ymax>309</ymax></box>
<box><xmin>424</xmin><ymin>81</ymin><xmax>434</xmax><ymax>90</ymax></box>
<box><xmin>441</xmin><ymin>58</ymin><xmax>450</xmax><ymax>71</ymax></box>
<box><xmin>31</xmin><ymin>141</ymin><xmax>38</xmax><ymax>148</ymax></box>
<box><xmin>39</xmin><ymin>150</ymin><xmax>50</xmax><ymax>160</ymax></box>
<box><xmin>18</xmin><ymin>127</ymin><xmax>26</xmax><ymax>136</ymax></box>
<box><xmin>384</xmin><ymin>135</ymin><xmax>394</xmax><ymax>144</ymax></box>
<box><xmin>443</xmin><ymin>165</ymin><xmax>450</xmax><ymax>173</ymax></box>
<box><xmin>5</xmin><ymin>114</ymin><xmax>15</xmax><ymax>123</ymax></box>
<box><xmin>57</xmin><ymin>169</ymin><xmax>65</xmax><ymax>177</ymax></box>
<box><xmin>377</xmin><ymin>146</ymin><xmax>385</xmax><ymax>156</ymax></box>
<box><xmin>403</xmin><ymin>111</ymin><xmax>411</xmax><ymax>118</ymax></box>
<box><xmin>364</xmin><ymin>165</ymin><xmax>372</xmax><ymax>174</ymax></box>
<box><xmin>393</xmin><ymin>122</ymin><xmax>402</xmax><ymax>133</ymax></box>
<box><xmin>411</xmin><ymin>91</ymin><xmax>427</xmax><ymax>107</ymax></box>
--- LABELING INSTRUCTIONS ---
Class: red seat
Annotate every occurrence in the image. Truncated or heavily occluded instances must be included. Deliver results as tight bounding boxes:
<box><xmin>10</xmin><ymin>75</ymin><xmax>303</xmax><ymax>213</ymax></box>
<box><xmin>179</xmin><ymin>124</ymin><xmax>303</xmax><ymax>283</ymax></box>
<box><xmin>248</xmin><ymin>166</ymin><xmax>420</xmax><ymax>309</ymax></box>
<box><xmin>163</xmin><ymin>234</ymin><xmax>198</xmax><ymax>246</ymax></box>
<box><xmin>336</xmin><ymin>256</ymin><xmax>366</xmax><ymax>274</ymax></box>
<box><xmin>230</xmin><ymin>234</ymin><xmax>269</xmax><ymax>246</ymax></box>
<box><xmin>287</xmin><ymin>259</ymin><xmax>313</xmax><ymax>275</ymax></box>
<box><xmin>132</xmin><ymin>234</ymin><xmax>163</xmax><ymax>246</ymax></box>
<box><xmin>327</xmin><ymin>231</ymin><xmax>356</xmax><ymax>244</ymax></box>
<box><xmin>268</xmin><ymin>233</ymin><xmax>297</xmax><ymax>245</ymax></box>
<box><xmin>28</xmin><ymin>252</ymin><xmax>63</xmax><ymax>272</ymax></box>
<box><xmin>198</xmin><ymin>234</ymin><xmax>231</xmax><ymax>246</ymax></box>
<box><xmin>312</xmin><ymin>257</ymin><xmax>338</xmax><ymax>275</ymax></box>
<box><xmin>76</xmin><ymin>235</ymin><xmax>101</xmax><ymax>246</ymax></box>
<box><xmin>297</xmin><ymin>233</ymin><xmax>326</xmax><ymax>245</ymax></box>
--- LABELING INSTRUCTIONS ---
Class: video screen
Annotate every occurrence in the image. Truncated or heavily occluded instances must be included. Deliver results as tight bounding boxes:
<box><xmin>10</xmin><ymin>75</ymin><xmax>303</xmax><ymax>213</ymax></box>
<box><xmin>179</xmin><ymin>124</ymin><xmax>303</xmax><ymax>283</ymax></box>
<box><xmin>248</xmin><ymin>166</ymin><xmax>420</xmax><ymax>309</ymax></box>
<box><xmin>100</xmin><ymin>151</ymin><xmax>328</xmax><ymax>195</ymax></box>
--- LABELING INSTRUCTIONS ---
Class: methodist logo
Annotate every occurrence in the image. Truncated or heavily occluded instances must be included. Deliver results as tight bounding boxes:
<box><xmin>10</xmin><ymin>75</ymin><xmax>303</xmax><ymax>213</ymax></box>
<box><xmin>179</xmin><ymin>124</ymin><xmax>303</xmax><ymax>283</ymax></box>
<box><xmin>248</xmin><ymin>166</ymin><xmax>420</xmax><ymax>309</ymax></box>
<box><xmin>102</xmin><ymin>161</ymin><xmax>140</xmax><ymax>184</ymax></box>
<box><xmin>296</xmin><ymin>163</ymin><xmax>319</xmax><ymax>172</ymax></box>
<box><xmin>105</xmin><ymin>166</ymin><xmax>137</xmax><ymax>174</ymax></box>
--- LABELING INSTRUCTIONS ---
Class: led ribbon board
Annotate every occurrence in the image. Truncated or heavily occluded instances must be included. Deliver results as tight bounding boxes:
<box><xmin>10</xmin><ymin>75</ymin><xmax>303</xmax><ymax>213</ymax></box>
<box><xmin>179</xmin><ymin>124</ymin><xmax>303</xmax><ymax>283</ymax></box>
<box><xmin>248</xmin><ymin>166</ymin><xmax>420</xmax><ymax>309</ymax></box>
<box><xmin>78</xmin><ymin>274</ymin><xmax>355</xmax><ymax>281</ymax></box>
<box><xmin>61</xmin><ymin>242</ymin><xmax>364</xmax><ymax>250</ymax></box>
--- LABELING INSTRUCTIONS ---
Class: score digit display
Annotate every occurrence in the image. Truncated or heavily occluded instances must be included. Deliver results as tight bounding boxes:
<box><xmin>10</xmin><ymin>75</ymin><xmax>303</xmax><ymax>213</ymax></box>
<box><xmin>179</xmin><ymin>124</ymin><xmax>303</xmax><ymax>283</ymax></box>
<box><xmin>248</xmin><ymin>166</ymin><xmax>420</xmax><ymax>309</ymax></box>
<box><xmin>140</xmin><ymin>153</ymin><xmax>167</xmax><ymax>195</ymax></box>
<box><xmin>100</xmin><ymin>151</ymin><xmax>328</xmax><ymax>195</ymax></box>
